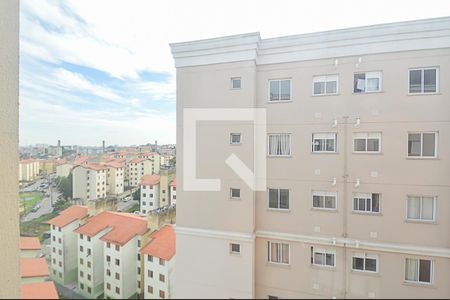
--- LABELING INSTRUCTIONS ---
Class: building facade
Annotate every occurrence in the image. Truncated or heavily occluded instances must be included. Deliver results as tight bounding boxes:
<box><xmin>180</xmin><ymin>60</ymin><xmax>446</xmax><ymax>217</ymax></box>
<box><xmin>140</xmin><ymin>174</ymin><xmax>161</xmax><ymax>214</ymax></box>
<box><xmin>105</xmin><ymin>161</ymin><xmax>125</xmax><ymax>195</ymax></box>
<box><xmin>127</xmin><ymin>158</ymin><xmax>153</xmax><ymax>187</ymax></box>
<box><xmin>171</xmin><ymin>17</ymin><xmax>450</xmax><ymax>298</ymax></box>
<box><xmin>72</xmin><ymin>164</ymin><xmax>107</xmax><ymax>201</ymax></box>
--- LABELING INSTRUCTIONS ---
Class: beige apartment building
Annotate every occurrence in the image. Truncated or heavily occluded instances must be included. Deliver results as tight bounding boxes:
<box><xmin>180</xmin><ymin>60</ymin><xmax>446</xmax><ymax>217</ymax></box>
<box><xmin>72</xmin><ymin>164</ymin><xmax>107</xmax><ymax>201</ymax></box>
<box><xmin>105</xmin><ymin>161</ymin><xmax>125</xmax><ymax>195</ymax></box>
<box><xmin>170</xmin><ymin>17</ymin><xmax>450</xmax><ymax>299</ymax></box>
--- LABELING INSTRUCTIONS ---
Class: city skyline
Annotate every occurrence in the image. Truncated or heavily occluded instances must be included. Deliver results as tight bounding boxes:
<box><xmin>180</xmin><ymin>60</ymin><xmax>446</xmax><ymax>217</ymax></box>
<box><xmin>19</xmin><ymin>0</ymin><xmax>448</xmax><ymax>146</ymax></box>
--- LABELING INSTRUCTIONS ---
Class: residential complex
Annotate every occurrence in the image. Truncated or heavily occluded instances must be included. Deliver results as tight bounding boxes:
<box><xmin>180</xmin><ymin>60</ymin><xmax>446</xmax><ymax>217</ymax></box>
<box><xmin>72</xmin><ymin>164</ymin><xmax>108</xmax><ymax>201</ymax></box>
<box><xmin>170</xmin><ymin>17</ymin><xmax>450</xmax><ymax>298</ymax></box>
<box><xmin>46</xmin><ymin>205</ymin><xmax>176</xmax><ymax>299</ymax></box>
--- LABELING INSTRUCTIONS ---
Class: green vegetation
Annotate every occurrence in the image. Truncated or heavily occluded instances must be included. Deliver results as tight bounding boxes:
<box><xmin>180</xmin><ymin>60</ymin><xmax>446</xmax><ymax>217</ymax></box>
<box><xmin>19</xmin><ymin>191</ymin><xmax>42</xmax><ymax>215</ymax></box>
<box><xmin>132</xmin><ymin>188</ymin><xmax>140</xmax><ymax>201</ymax></box>
<box><xmin>57</xmin><ymin>174</ymin><xmax>73</xmax><ymax>200</ymax></box>
<box><xmin>20</xmin><ymin>198</ymin><xmax>71</xmax><ymax>241</ymax></box>
<box><xmin>126</xmin><ymin>203</ymin><xmax>140</xmax><ymax>213</ymax></box>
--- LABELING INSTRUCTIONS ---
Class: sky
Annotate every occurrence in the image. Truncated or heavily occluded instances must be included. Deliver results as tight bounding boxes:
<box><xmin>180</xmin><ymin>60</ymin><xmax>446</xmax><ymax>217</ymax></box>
<box><xmin>19</xmin><ymin>0</ymin><xmax>450</xmax><ymax>146</ymax></box>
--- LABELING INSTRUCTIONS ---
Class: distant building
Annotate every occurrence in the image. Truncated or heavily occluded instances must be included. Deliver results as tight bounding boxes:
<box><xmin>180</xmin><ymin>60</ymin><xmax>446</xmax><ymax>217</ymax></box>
<box><xmin>127</xmin><ymin>158</ymin><xmax>153</xmax><ymax>187</ymax></box>
<box><xmin>104</xmin><ymin>161</ymin><xmax>125</xmax><ymax>195</ymax></box>
<box><xmin>72</xmin><ymin>164</ymin><xmax>107</xmax><ymax>201</ymax></box>
<box><xmin>169</xmin><ymin>178</ymin><xmax>176</xmax><ymax>205</ymax></box>
<box><xmin>140</xmin><ymin>174</ymin><xmax>161</xmax><ymax>214</ymax></box>
<box><xmin>56</xmin><ymin>162</ymin><xmax>73</xmax><ymax>178</ymax></box>
<box><xmin>19</xmin><ymin>159</ymin><xmax>39</xmax><ymax>182</ymax></box>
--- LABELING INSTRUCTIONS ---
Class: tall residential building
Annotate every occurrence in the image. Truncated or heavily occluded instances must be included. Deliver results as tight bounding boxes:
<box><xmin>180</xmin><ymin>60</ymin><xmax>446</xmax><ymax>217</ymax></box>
<box><xmin>127</xmin><ymin>158</ymin><xmax>153</xmax><ymax>187</ymax></box>
<box><xmin>140</xmin><ymin>174</ymin><xmax>161</xmax><ymax>214</ymax></box>
<box><xmin>0</xmin><ymin>0</ymin><xmax>20</xmax><ymax>297</ymax></box>
<box><xmin>72</xmin><ymin>164</ymin><xmax>107</xmax><ymax>201</ymax></box>
<box><xmin>170</xmin><ymin>17</ymin><xmax>450</xmax><ymax>298</ymax></box>
<box><xmin>47</xmin><ymin>205</ymin><xmax>89</xmax><ymax>285</ymax></box>
<box><xmin>105</xmin><ymin>161</ymin><xmax>125</xmax><ymax>195</ymax></box>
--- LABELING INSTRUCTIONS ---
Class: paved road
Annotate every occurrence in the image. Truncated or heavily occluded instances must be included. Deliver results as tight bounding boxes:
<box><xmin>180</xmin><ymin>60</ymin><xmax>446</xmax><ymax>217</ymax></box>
<box><xmin>53</xmin><ymin>281</ymin><xmax>85</xmax><ymax>299</ymax></box>
<box><xmin>117</xmin><ymin>199</ymin><xmax>139</xmax><ymax>212</ymax></box>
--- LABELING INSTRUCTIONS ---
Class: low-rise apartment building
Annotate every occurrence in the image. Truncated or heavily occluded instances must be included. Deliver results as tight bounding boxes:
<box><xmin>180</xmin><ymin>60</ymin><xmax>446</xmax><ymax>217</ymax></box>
<box><xmin>47</xmin><ymin>205</ymin><xmax>88</xmax><ymax>285</ymax></box>
<box><xmin>127</xmin><ymin>158</ymin><xmax>153</xmax><ymax>187</ymax></box>
<box><xmin>141</xmin><ymin>224</ymin><xmax>176</xmax><ymax>299</ymax></box>
<box><xmin>19</xmin><ymin>236</ymin><xmax>41</xmax><ymax>258</ymax></box>
<box><xmin>140</xmin><ymin>175</ymin><xmax>161</xmax><ymax>214</ymax></box>
<box><xmin>171</xmin><ymin>17</ymin><xmax>450</xmax><ymax>298</ymax></box>
<box><xmin>72</xmin><ymin>164</ymin><xmax>107</xmax><ymax>201</ymax></box>
<box><xmin>56</xmin><ymin>162</ymin><xmax>73</xmax><ymax>178</ymax></box>
<box><xmin>169</xmin><ymin>178</ymin><xmax>176</xmax><ymax>206</ymax></box>
<box><xmin>19</xmin><ymin>159</ymin><xmax>39</xmax><ymax>182</ymax></box>
<box><xmin>105</xmin><ymin>161</ymin><xmax>125</xmax><ymax>195</ymax></box>
<box><xmin>74</xmin><ymin>211</ymin><xmax>148</xmax><ymax>299</ymax></box>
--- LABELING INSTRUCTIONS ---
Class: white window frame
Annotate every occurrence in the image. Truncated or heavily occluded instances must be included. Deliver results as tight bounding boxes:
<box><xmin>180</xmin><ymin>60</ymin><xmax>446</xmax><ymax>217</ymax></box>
<box><xmin>312</xmin><ymin>75</ymin><xmax>339</xmax><ymax>96</ymax></box>
<box><xmin>268</xmin><ymin>79</ymin><xmax>292</xmax><ymax>102</ymax></box>
<box><xmin>229</xmin><ymin>243</ymin><xmax>241</xmax><ymax>254</ymax></box>
<box><xmin>267</xmin><ymin>241</ymin><xmax>290</xmax><ymax>265</ymax></box>
<box><xmin>311</xmin><ymin>247</ymin><xmax>336</xmax><ymax>268</ymax></box>
<box><xmin>353</xmin><ymin>71</ymin><xmax>383</xmax><ymax>93</ymax></box>
<box><xmin>268</xmin><ymin>133</ymin><xmax>291</xmax><ymax>157</ymax></box>
<box><xmin>230</xmin><ymin>77</ymin><xmax>242</xmax><ymax>89</ymax></box>
<box><xmin>408</xmin><ymin>67</ymin><xmax>439</xmax><ymax>94</ymax></box>
<box><xmin>312</xmin><ymin>133</ymin><xmax>337</xmax><ymax>153</ymax></box>
<box><xmin>230</xmin><ymin>133</ymin><xmax>241</xmax><ymax>145</ymax></box>
<box><xmin>351</xmin><ymin>253</ymin><xmax>379</xmax><ymax>273</ymax></box>
<box><xmin>352</xmin><ymin>193</ymin><xmax>381</xmax><ymax>214</ymax></box>
<box><xmin>230</xmin><ymin>188</ymin><xmax>241</xmax><ymax>200</ymax></box>
<box><xmin>353</xmin><ymin>132</ymin><xmax>382</xmax><ymax>153</ymax></box>
<box><xmin>268</xmin><ymin>188</ymin><xmax>290</xmax><ymax>210</ymax></box>
<box><xmin>405</xmin><ymin>258</ymin><xmax>434</xmax><ymax>284</ymax></box>
<box><xmin>407</xmin><ymin>132</ymin><xmax>438</xmax><ymax>158</ymax></box>
<box><xmin>312</xmin><ymin>191</ymin><xmax>337</xmax><ymax>210</ymax></box>
<box><xmin>406</xmin><ymin>195</ymin><xmax>436</xmax><ymax>222</ymax></box>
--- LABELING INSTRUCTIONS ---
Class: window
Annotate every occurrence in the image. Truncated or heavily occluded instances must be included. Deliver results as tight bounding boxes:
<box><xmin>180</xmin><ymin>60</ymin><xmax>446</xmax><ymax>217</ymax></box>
<box><xmin>58</xmin><ymin>249</ymin><xmax>62</xmax><ymax>255</ymax></box>
<box><xmin>230</xmin><ymin>243</ymin><xmax>241</xmax><ymax>254</ymax></box>
<box><xmin>311</xmin><ymin>247</ymin><xmax>336</xmax><ymax>267</ymax></box>
<box><xmin>80</xmin><ymin>271</ymin><xmax>84</xmax><ymax>278</ymax></box>
<box><xmin>137</xmin><ymin>267</ymin><xmax>141</xmax><ymax>275</ymax></box>
<box><xmin>267</xmin><ymin>241</ymin><xmax>290</xmax><ymax>264</ymax></box>
<box><xmin>79</xmin><ymin>246</ymin><xmax>83</xmax><ymax>252</ymax></box>
<box><xmin>87</xmin><ymin>236</ymin><xmax>91</xmax><ymax>242</ymax></box>
<box><xmin>352</xmin><ymin>253</ymin><xmax>378</xmax><ymax>272</ymax></box>
<box><xmin>115</xmin><ymin>287</ymin><xmax>120</xmax><ymax>294</ymax></box>
<box><xmin>353</xmin><ymin>193</ymin><xmax>381</xmax><ymax>213</ymax></box>
<box><xmin>137</xmin><ymin>253</ymin><xmax>141</xmax><ymax>261</ymax></box>
<box><xmin>230</xmin><ymin>188</ymin><xmax>241</xmax><ymax>199</ymax></box>
<box><xmin>80</xmin><ymin>283</ymin><xmax>84</xmax><ymax>290</ymax></box>
<box><xmin>312</xmin><ymin>133</ymin><xmax>337</xmax><ymax>153</ymax></box>
<box><xmin>353</xmin><ymin>132</ymin><xmax>381</xmax><ymax>153</ymax></box>
<box><xmin>269</xmin><ymin>79</ymin><xmax>291</xmax><ymax>101</ymax></box>
<box><xmin>106</xmin><ymin>283</ymin><xmax>111</xmax><ymax>290</ymax></box>
<box><xmin>87</xmin><ymin>287</ymin><xmax>91</xmax><ymax>293</ymax></box>
<box><xmin>407</xmin><ymin>196</ymin><xmax>436</xmax><ymax>222</ymax></box>
<box><xmin>159</xmin><ymin>274</ymin><xmax>165</xmax><ymax>282</ymax></box>
<box><xmin>80</xmin><ymin>234</ymin><xmax>84</xmax><ymax>240</ymax></box>
<box><xmin>148</xmin><ymin>270</ymin><xmax>153</xmax><ymax>278</ymax></box>
<box><xmin>87</xmin><ymin>274</ymin><xmax>91</xmax><ymax>281</ymax></box>
<box><xmin>137</xmin><ymin>281</ymin><xmax>141</xmax><ymax>289</ymax></box>
<box><xmin>115</xmin><ymin>244</ymin><xmax>120</xmax><ymax>251</ymax></box>
<box><xmin>115</xmin><ymin>272</ymin><xmax>120</xmax><ymax>280</ymax></box>
<box><xmin>409</xmin><ymin>68</ymin><xmax>438</xmax><ymax>93</ymax></box>
<box><xmin>106</xmin><ymin>269</ymin><xmax>111</xmax><ymax>276</ymax></box>
<box><xmin>148</xmin><ymin>255</ymin><xmax>153</xmax><ymax>262</ymax></box>
<box><xmin>268</xmin><ymin>134</ymin><xmax>291</xmax><ymax>156</ymax></box>
<box><xmin>230</xmin><ymin>133</ymin><xmax>241</xmax><ymax>144</ymax></box>
<box><xmin>159</xmin><ymin>258</ymin><xmax>165</xmax><ymax>266</ymax></box>
<box><xmin>106</xmin><ymin>255</ymin><xmax>111</xmax><ymax>262</ymax></box>
<box><xmin>408</xmin><ymin>132</ymin><xmax>437</xmax><ymax>158</ymax></box>
<box><xmin>313</xmin><ymin>75</ymin><xmax>338</xmax><ymax>95</ymax></box>
<box><xmin>80</xmin><ymin>258</ymin><xmax>84</xmax><ymax>265</ymax></box>
<box><xmin>231</xmin><ymin>77</ymin><xmax>241</xmax><ymax>89</ymax></box>
<box><xmin>58</xmin><ymin>238</ymin><xmax>61</xmax><ymax>244</ymax></box>
<box><xmin>312</xmin><ymin>191</ymin><xmax>337</xmax><ymax>210</ymax></box>
<box><xmin>268</xmin><ymin>188</ymin><xmax>289</xmax><ymax>210</ymax></box>
<box><xmin>353</xmin><ymin>71</ymin><xmax>382</xmax><ymax>93</ymax></box>
<box><xmin>405</xmin><ymin>258</ymin><xmax>433</xmax><ymax>284</ymax></box>
<box><xmin>137</xmin><ymin>240</ymin><xmax>141</xmax><ymax>247</ymax></box>
<box><xmin>87</xmin><ymin>248</ymin><xmax>91</xmax><ymax>256</ymax></box>
<box><xmin>52</xmin><ymin>236</ymin><xmax>55</xmax><ymax>242</ymax></box>
<box><xmin>159</xmin><ymin>290</ymin><xmax>165</xmax><ymax>299</ymax></box>
<box><xmin>115</xmin><ymin>259</ymin><xmax>120</xmax><ymax>266</ymax></box>
<box><xmin>148</xmin><ymin>286</ymin><xmax>153</xmax><ymax>294</ymax></box>
<box><xmin>87</xmin><ymin>261</ymin><xmax>91</xmax><ymax>268</ymax></box>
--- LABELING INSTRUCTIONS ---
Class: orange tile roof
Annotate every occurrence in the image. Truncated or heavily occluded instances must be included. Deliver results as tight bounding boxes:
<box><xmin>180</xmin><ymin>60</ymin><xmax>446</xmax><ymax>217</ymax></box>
<box><xmin>140</xmin><ymin>174</ymin><xmax>160</xmax><ymax>186</ymax></box>
<box><xmin>20</xmin><ymin>159</ymin><xmax>36</xmax><ymax>164</ymax></box>
<box><xmin>21</xmin><ymin>281</ymin><xmax>59</xmax><ymax>299</ymax></box>
<box><xmin>21</xmin><ymin>258</ymin><xmax>50</xmax><ymax>278</ymax></box>
<box><xmin>169</xmin><ymin>178</ymin><xmax>176</xmax><ymax>187</ymax></box>
<box><xmin>129</xmin><ymin>157</ymin><xmax>149</xmax><ymax>164</ymax></box>
<box><xmin>106</xmin><ymin>157</ymin><xmax>126</xmax><ymax>163</ymax></box>
<box><xmin>46</xmin><ymin>205</ymin><xmax>88</xmax><ymax>228</ymax></box>
<box><xmin>141</xmin><ymin>152</ymin><xmax>158</xmax><ymax>156</ymax></box>
<box><xmin>105</xmin><ymin>161</ymin><xmax>124</xmax><ymax>168</ymax></box>
<box><xmin>141</xmin><ymin>225</ymin><xmax>175</xmax><ymax>260</ymax></box>
<box><xmin>83</xmin><ymin>163</ymin><xmax>107</xmax><ymax>171</ymax></box>
<box><xmin>74</xmin><ymin>155</ymin><xmax>89</xmax><ymax>165</ymax></box>
<box><xmin>75</xmin><ymin>211</ymin><xmax>147</xmax><ymax>246</ymax></box>
<box><xmin>20</xmin><ymin>237</ymin><xmax>41</xmax><ymax>250</ymax></box>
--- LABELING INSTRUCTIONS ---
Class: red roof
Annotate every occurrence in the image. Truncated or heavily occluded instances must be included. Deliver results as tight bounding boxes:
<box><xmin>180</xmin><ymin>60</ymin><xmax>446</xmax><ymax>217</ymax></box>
<box><xmin>46</xmin><ymin>205</ymin><xmax>88</xmax><ymax>228</ymax></box>
<box><xmin>20</xmin><ymin>237</ymin><xmax>41</xmax><ymax>250</ymax></box>
<box><xmin>106</xmin><ymin>157</ymin><xmax>126</xmax><ymax>163</ymax></box>
<box><xmin>21</xmin><ymin>281</ymin><xmax>59</xmax><ymax>299</ymax></box>
<box><xmin>105</xmin><ymin>161</ymin><xmax>124</xmax><ymax>168</ymax></box>
<box><xmin>21</xmin><ymin>258</ymin><xmax>50</xmax><ymax>278</ymax></box>
<box><xmin>75</xmin><ymin>211</ymin><xmax>147</xmax><ymax>246</ymax></box>
<box><xmin>141</xmin><ymin>225</ymin><xmax>175</xmax><ymax>260</ymax></box>
<box><xmin>74</xmin><ymin>155</ymin><xmax>89</xmax><ymax>165</ymax></box>
<box><xmin>169</xmin><ymin>178</ymin><xmax>176</xmax><ymax>187</ymax></box>
<box><xmin>20</xmin><ymin>159</ymin><xmax>36</xmax><ymax>164</ymax></box>
<box><xmin>129</xmin><ymin>157</ymin><xmax>149</xmax><ymax>164</ymax></box>
<box><xmin>140</xmin><ymin>174</ymin><xmax>160</xmax><ymax>186</ymax></box>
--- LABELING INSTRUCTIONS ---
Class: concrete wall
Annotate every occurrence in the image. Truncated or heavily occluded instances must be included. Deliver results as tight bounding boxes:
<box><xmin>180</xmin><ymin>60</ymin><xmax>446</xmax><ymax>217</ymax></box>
<box><xmin>0</xmin><ymin>0</ymin><xmax>20</xmax><ymax>297</ymax></box>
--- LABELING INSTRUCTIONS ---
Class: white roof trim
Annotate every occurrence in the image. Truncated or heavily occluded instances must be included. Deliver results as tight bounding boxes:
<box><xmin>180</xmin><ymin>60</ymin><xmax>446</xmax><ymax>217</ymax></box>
<box><xmin>170</xmin><ymin>17</ymin><xmax>450</xmax><ymax>67</ymax></box>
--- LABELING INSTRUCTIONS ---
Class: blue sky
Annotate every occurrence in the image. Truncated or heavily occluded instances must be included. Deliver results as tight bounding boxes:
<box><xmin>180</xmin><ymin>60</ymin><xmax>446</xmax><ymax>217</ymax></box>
<box><xmin>19</xmin><ymin>0</ymin><xmax>449</xmax><ymax>146</ymax></box>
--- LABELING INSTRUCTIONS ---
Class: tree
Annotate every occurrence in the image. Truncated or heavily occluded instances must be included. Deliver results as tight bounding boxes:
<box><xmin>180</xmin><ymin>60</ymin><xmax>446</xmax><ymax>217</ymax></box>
<box><xmin>132</xmin><ymin>188</ymin><xmax>140</xmax><ymax>201</ymax></box>
<box><xmin>57</xmin><ymin>174</ymin><xmax>73</xmax><ymax>200</ymax></box>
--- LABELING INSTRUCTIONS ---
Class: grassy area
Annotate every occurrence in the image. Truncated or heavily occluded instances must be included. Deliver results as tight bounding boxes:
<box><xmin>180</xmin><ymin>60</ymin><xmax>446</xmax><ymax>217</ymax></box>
<box><xmin>19</xmin><ymin>192</ymin><xmax>42</xmax><ymax>215</ymax></box>
<box><xmin>126</xmin><ymin>203</ymin><xmax>140</xmax><ymax>213</ymax></box>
